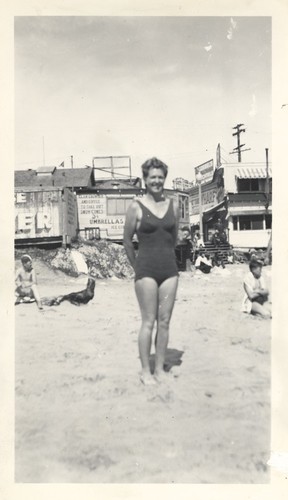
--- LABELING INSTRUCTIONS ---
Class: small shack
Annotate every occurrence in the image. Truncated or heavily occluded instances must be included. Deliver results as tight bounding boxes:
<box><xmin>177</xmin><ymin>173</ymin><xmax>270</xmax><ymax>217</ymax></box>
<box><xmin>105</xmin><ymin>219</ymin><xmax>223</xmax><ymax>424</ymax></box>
<box><xmin>15</xmin><ymin>186</ymin><xmax>78</xmax><ymax>247</ymax></box>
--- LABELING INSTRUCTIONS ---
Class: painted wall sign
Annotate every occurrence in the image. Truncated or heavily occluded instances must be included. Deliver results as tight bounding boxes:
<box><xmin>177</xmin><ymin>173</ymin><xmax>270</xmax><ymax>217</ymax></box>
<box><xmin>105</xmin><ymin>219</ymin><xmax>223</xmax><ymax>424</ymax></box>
<box><xmin>190</xmin><ymin>186</ymin><xmax>218</xmax><ymax>215</ymax></box>
<box><xmin>194</xmin><ymin>159</ymin><xmax>214</xmax><ymax>184</ymax></box>
<box><xmin>15</xmin><ymin>188</ymin><xmax>77</xmax><ymax>242</ymax></box>
<box><xmin>15</xmin><ymin>192</ymin><xmax>27</xmax><ymax>203</ymax></box>
<box><xmin>77</xmin><ymin>193</ymin><xmax>133</xmax><ymax>237</ymax></box>
<box><xmin>78</xmin><ymin>191</ymin><xmax>190</xmax><ymax>239</ymax></box>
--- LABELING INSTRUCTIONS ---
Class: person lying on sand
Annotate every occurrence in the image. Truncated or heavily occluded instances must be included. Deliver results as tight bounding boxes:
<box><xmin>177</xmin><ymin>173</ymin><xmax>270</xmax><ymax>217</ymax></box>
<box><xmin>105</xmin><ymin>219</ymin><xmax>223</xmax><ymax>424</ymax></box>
<box><xmin>15</xmin><ymin>254</ymin><xmax>43</xmax><ymax>310</ymax></box>
<box><xmin>42</xmin><ymin>277</ymin><xmax>95</xmax><ymax>306</ymax></box>
<box><xmin>241</xmin><ymin>259</ymin><xmax>271</xmax><ymax>319</ymax></box>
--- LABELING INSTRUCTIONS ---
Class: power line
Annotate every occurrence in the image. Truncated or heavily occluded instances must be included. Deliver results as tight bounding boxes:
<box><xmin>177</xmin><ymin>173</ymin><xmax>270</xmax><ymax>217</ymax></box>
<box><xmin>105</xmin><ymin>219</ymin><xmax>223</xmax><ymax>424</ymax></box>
<box><xmin>220</xmin><ymin>154</ymin><xmax>229</xmax><ymax>164</ymax></box>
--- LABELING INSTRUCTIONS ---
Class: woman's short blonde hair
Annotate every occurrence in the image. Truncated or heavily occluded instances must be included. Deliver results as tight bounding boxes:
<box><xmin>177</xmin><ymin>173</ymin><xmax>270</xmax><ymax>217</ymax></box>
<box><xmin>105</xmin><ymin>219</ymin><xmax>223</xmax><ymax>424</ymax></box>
<box><xmin>141</xmin><ymin>157</ymin><xmax>168</xmax><ymax>179</ymax></box>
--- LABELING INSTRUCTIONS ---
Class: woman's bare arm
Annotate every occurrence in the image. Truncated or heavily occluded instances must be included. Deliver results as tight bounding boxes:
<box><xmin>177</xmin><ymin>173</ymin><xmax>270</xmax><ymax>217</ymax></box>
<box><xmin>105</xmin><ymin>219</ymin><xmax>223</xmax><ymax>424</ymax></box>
<box><xmin>172</xmin><ymin>198</ymin><xmax>180</xmax><ymax>247</ymax></box>
<box><xmin>123</xmin><ymin>201</ymin><xmax>139</xmax><ymax>269</ymax></box>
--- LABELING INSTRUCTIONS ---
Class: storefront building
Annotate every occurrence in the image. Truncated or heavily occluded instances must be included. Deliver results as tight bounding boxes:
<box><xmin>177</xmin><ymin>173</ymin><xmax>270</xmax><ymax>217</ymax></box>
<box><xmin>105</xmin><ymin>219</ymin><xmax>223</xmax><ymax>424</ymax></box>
<box><xmin>189</xmin><ymin>166</ymin><xmax>226</xmax><ymax>241</ymax></box>
<box><xmin>188</xmin><ymin>162</ymin><xmax>272</xmax><ymax>250</ymax></box>
<box><xmin>224</xmin><ymin>163</ymin><xmax>272</xmax><ymax>250</ymax></box>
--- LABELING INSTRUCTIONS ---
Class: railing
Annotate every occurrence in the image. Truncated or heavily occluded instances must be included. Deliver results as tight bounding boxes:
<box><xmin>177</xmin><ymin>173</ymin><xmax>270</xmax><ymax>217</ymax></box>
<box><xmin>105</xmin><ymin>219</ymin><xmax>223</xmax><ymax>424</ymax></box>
<box><xmin>78</xmin><ymin>227</ymin><xmax>101</xmax><ymax>241</ymax></box>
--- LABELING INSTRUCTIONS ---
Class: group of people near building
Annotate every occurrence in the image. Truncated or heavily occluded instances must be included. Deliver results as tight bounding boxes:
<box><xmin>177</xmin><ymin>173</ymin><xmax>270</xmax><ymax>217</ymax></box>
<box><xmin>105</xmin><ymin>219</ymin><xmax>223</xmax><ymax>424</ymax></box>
<box><xmin>15</xmin><ymin>157</ymin><xmax>272</xmax><ymax>387</ymax></box>
<box><xmin>178</xmin><ymin>225</ymin><xmax>228</xmax><ymax>274</ymax></box>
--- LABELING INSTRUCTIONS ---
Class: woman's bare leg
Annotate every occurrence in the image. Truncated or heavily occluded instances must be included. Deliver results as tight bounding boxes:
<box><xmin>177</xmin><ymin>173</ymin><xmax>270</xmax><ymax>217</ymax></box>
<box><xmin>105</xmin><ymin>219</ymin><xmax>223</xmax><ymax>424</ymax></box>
<box><xmin>135</xmin><ymin>278</ymin><xmax>158</xmax><ymax>385</ymax></box>
<box><xmin>154</xmin><ymin>276</ymin><xmax>178</xmax><ymax>380</ymax></box>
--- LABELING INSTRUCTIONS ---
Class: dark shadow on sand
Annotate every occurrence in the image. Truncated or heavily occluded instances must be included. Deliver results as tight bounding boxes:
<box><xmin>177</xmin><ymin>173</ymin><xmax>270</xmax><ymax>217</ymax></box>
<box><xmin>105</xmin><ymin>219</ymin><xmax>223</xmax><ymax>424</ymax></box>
<box><xmin>149</xmin><ymin>348</ymin><xmax>184</xmax><ymax>374</ymax></box>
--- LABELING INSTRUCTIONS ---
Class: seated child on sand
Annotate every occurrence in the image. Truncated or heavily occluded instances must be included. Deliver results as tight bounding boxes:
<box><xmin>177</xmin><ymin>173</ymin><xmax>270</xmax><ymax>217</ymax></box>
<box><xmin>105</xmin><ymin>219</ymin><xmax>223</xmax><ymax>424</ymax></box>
<box><xmin>15</xmin><ymin>254</ymin><xmax>43</xmax><ymax>310</ymax></box>
<box><xmin>242</xmin><ymin>259</ymin><xmax>271</xmax><ymax>318</ymax></box>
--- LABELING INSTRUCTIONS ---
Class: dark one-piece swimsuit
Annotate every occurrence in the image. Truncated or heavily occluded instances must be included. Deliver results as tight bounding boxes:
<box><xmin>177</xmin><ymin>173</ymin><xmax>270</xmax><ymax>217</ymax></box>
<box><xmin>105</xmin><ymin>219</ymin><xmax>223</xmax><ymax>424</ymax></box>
<box><xmin>134</xmin><ymin>199</ymin><xmax>178</xmax><ymax>286</ymax></box>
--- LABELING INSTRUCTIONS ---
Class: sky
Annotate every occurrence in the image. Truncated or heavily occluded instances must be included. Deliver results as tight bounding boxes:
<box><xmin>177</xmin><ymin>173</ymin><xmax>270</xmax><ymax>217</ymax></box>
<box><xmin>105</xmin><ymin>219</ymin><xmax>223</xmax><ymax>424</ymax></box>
<box><xmin>14</xmin><ymin>16</ymin><xmax>271</xmax><ymax>186</ymax></box>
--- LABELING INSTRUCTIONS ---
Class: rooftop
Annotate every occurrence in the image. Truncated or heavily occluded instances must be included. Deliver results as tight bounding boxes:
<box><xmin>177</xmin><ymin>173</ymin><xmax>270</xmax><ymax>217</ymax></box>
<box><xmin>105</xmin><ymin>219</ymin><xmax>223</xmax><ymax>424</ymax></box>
<box><xmin>15</xmin><ymin>166</ymin><xmax>95</xmax><ymax>188</ymax></box>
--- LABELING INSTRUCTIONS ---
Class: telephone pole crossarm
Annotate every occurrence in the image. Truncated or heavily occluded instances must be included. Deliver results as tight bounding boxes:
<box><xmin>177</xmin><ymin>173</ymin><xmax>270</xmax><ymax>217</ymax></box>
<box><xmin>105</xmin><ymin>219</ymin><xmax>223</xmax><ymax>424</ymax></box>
<box><xmin>230</xmin><ymin>123</ymin><xmax>250</xmax><ymax>162</ymax></box>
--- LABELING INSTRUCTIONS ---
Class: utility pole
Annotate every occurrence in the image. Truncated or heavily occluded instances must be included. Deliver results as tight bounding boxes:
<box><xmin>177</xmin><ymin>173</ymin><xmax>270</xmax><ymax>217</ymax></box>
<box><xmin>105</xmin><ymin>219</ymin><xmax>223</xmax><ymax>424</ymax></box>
<box><xmin>70</xmin><ymin>155</ymin><xmax>74</xmax><ymax>168</ymax></box>
<box><xmin>229</xmin><ymin>124</ymin><xmax>251</xmax><ymax>162</ymax></box>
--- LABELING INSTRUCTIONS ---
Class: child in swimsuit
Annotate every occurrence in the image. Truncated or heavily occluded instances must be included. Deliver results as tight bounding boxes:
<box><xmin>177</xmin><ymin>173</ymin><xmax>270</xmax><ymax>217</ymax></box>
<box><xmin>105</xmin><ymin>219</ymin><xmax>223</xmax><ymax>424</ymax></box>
<box><xmin>241</xmin><ymin>259</ymin><xmax>271</xmax><ymax>318</ymax></box>
<box><xmin>15</xmin><ymin>254</ymin><xmax>43</xmax><ymax>310</ymax></box>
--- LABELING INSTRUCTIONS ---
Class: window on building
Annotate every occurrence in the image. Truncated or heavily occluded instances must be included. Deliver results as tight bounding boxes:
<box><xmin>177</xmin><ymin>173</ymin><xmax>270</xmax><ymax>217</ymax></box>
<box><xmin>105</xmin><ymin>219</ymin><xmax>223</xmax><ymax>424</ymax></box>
<box><xmin>178</xmin><ymin>195</ymin><xmax>188</xmax><ymax>219</ymax></box>
<box><xmin>238</xmin><ymin>179</ymin><xmax>250</xmax><ymax>192</ymax></box>
<box><xmin>237</xmin><ymin>178</ymin><xmax>260</xmax><ymax>192</ymax></box>
<box><xmin>185</xmin><ymin>197</ymin><xmax>189</xmax><ymax>216</ymax></box>
<box><xmin>239</xmin><ymin>216</ymin><xmax>251</xmax><ymax>230</ymax></box>
<box><xmin>265</xmin><ymin>214</ymin><xmax>272</xmax><ymax>229</ymax></box>
<box><xmin>107</xmin><ymin>197</ymin><xmax>133</xmax><ymax>215</ymax></box>
<box><xmin>238</xmin><ymin>215</ymin><xmax>263</xmax><ymax>230</ymax></box>
<box><xmin>250</xmin><ymin>179</ymin><xmax>259</xmax><ymax>191</ymax></box>
<box><xmin>233</xmin><ymin>217</ymin><xmax>238</xmax><ymax>230</ymax></box>
<box><xmin>251</xmin><ymin>215</ymin><xmax>263</xmax><ymax>230</ymax></box>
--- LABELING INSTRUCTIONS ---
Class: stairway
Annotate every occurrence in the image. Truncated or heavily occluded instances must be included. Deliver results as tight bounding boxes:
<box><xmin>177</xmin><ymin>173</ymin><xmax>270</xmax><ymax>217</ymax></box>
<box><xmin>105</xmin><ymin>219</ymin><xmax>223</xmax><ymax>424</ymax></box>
<box><xmin>202</xmin><ymin>241</ymin><xmax>231</xmax><ymax>264</ymax></box>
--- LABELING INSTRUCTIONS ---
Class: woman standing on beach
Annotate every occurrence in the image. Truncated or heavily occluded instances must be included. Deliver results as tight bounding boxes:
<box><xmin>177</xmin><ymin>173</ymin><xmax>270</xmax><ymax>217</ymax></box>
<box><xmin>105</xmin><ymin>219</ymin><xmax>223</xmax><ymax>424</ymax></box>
<box><xmin>124</xmin><ymin>157</ymin><xmax>179</xmax><ymax>385</ymax></box>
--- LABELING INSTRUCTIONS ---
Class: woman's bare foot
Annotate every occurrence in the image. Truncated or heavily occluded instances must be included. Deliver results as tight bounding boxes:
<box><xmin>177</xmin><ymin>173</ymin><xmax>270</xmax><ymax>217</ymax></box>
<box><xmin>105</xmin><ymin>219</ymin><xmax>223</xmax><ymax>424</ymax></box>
<box><xmin>140</xmin><ymin>371</ymin><xmax>157</xmax><ymax>386</ymax></box>
<box><xmin>154</xmin><ymin>370</ymin><xmax>171</xmax><ymax>383</ymax></box>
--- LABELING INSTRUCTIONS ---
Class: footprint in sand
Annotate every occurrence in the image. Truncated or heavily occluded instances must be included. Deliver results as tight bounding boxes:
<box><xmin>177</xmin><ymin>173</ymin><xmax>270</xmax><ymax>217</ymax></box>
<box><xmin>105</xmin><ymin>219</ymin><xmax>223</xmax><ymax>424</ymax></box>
<box><xmin>147</xmin><ymin>391</ymin><xmax>174</xmax><ymax>403</ymax></box>
<box><xmin>113</xmin><ymin>387</ymin><xmax>127</xmax><ymax>396</ymax></box>
<box><xmin>205</xmin><ymin>392</ymin><xmax>213</xmax><ymax>398</ymax></box>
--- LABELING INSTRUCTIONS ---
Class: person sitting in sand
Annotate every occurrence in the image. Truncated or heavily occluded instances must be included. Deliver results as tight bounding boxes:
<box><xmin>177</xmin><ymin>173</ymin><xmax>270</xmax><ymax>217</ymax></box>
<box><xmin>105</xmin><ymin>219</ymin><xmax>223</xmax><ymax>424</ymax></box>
<box><xmin>241</xmin><ymin>259</ymin><xmax>271</xmax><ymax>319</ymax></box>
<box><xmin>195</xmin><ymin>250</ymin><xmax>212</xmax><ymax>274</ymax></box>
<box><xmin>15</xmin><ymin>254</ymin><xmax>43</xmax><ymax>310</ymax></box>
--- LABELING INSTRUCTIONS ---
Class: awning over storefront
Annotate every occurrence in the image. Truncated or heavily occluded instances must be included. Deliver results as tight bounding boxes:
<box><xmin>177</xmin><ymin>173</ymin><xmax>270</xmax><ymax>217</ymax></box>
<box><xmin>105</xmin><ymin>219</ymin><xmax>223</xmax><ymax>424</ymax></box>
<box><xmin>236</xmin><ymin>166</ymin><xmax>272</xmax><ymax>179</ymax></box>
<box><xmin>190</xmin><ymin>200</ymin><xmax>227</xmax><ymax>225</ymax></box>
<box><xmin>228</xmin><ymin>206</ymin><xmax>272</xmax><ymax>215</ymax></box>
<box><xmin>203</xmin><ymin>200</ymin><xmax>226</xmax><ymax>216</ymax></box>
<box><xmin>203</xmin><ymin>200</ymin><xmax>227</xmax><ymax>222</ymax></box>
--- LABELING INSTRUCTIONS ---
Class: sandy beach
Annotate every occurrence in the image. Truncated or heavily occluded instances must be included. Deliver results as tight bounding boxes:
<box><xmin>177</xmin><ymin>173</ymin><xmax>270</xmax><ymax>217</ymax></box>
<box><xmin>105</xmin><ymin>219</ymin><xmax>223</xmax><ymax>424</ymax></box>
<box><xmin>15</xmin><ymin>262</ymin><xmax>271</xmax><ymax>483</ymax></box>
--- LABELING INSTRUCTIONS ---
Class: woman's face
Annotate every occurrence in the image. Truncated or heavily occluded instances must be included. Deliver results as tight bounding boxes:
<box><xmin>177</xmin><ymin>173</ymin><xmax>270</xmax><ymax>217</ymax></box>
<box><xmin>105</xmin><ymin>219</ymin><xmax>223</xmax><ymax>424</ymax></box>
<box><xmin>145</xmin><ymin>168</ymin><xmax>166</xmax><ymax>195</ymax></box>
